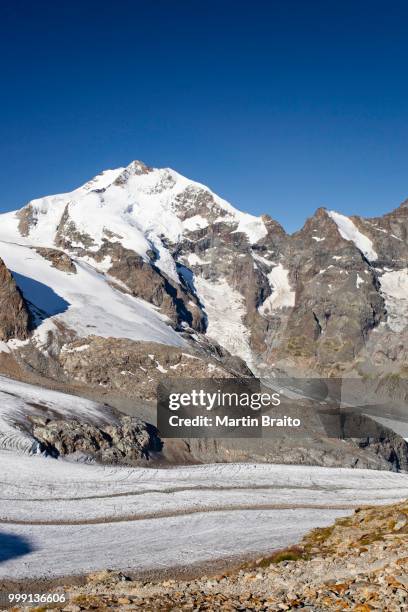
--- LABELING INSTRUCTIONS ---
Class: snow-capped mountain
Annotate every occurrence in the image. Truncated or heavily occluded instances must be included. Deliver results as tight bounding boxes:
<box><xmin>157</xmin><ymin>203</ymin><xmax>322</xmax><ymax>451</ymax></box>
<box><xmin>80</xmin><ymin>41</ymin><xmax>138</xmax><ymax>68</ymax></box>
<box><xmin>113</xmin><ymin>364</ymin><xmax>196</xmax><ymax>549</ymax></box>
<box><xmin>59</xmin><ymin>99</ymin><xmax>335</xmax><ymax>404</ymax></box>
<box><xmin>0</xmin><ymin>160</ymin><xmax>272</xmax><ymax>376</ymax></box>
<box><xmin>0</xmin><ymin>159</ymin><xmax>408</xmax><ymax>391</ymax></box>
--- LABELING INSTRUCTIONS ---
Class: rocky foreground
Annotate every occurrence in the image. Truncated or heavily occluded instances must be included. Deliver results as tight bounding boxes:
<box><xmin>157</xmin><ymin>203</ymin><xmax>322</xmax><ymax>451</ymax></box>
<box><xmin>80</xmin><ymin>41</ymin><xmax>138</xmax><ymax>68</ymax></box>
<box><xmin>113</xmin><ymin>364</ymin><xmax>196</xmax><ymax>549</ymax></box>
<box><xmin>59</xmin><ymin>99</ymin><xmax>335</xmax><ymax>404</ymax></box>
<box><xmin>8</xmin><ymin>498</ymin><xmax>408</xmax><ymax>611</ymax></box>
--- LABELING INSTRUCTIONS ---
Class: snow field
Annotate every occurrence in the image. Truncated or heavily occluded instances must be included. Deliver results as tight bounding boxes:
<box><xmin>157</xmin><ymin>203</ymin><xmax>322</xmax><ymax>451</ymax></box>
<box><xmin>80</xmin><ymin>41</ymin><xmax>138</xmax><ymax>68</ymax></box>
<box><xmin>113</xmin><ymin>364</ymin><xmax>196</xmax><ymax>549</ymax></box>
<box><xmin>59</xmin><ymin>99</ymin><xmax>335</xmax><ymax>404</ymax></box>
<box><xmin>1</xmin><ymin>451</ymin><xmax>408</xmax><ymax>579</ymax></box>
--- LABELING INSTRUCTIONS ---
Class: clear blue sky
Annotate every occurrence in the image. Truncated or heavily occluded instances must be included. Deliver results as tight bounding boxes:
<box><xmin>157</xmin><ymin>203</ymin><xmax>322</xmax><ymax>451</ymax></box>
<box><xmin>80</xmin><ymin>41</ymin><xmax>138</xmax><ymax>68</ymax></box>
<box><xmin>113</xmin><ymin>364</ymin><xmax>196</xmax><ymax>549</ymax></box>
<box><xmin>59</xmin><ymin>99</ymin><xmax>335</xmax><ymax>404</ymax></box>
<box><xmin>1</xmin><ymin>0</ymin><xmax>408</xmax><ymax>232</ymax></box>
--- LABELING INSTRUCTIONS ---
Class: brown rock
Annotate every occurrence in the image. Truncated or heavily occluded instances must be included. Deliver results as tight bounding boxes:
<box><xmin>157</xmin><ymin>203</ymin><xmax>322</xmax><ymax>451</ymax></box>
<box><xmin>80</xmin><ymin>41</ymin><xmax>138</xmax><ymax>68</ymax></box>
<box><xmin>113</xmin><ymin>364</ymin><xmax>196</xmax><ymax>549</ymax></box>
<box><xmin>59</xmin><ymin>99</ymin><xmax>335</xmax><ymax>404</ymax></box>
<box><xmin>35</xmin><ymin>247</ymin><xmax>77</xmax><ymax>273</ymax></box>
<box><xmin>0</xmin><ymin>257</ymin><xmax>30</xmax><ymax>341</ymax></box>
<box><xmin>31</xmin><ymin>414</ymin><xmax>161</xmax><ymax>463</ymax></box>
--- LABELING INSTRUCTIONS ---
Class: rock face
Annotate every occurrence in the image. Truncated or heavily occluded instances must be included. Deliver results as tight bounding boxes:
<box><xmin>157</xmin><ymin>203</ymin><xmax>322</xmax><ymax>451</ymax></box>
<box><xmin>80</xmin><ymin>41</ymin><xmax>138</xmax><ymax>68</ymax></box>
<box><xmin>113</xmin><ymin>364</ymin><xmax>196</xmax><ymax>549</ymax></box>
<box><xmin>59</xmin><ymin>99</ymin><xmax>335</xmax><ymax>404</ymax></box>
<box><xmin>276</xmin><ymin>211</ymin><xmax>378</xmax><ymax>363</ymax></box>
<box><xmin>0</xmin><ymin>257</ymin><xmax>30</xmax><ymax>341</ymax></box>
<box><xmin>95</xmin><ymin>242</ymin><xmax>205</xmax><ymax>331</ymax></box>
<box><xmin>30</xmin><ymin>414</ymin><xmax>161</xmax><ymax>464</ymax></box>
<box><xmin>35</xmin><ymin>247</ymin><xmax>77</xmax><ymax>273</ymax></box>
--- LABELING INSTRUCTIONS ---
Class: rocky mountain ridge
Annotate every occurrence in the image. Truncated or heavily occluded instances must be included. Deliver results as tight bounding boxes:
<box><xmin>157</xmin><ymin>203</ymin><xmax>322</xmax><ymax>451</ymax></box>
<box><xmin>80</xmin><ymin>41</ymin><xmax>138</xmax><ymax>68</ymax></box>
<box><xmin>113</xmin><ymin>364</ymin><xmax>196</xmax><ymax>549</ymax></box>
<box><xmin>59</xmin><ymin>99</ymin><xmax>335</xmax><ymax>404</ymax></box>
<box><xmin>0</xmin><ymin>159</ymin><xmax>406</xmax><ymax>381</ymax></box>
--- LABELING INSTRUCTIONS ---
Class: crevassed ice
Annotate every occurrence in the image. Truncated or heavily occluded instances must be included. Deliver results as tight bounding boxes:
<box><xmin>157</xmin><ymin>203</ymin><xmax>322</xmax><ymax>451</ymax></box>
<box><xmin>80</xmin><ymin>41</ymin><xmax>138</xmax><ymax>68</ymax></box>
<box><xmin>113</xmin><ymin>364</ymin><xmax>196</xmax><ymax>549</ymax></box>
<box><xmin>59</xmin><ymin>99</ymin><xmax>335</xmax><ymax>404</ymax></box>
<box><xmin>194</xmin><ymin>276</ymin><xmax>254</xmax><ymax>366</ymax></box>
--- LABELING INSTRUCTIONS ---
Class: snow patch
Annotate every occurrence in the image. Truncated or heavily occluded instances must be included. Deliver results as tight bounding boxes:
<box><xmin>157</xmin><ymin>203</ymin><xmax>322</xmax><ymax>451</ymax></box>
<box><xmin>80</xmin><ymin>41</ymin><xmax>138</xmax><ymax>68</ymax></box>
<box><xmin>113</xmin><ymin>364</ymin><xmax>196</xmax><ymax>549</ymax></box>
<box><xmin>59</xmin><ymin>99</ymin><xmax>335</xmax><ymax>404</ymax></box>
<box><xmin>356</xmin><ymin>274</ymin><xmax>364</xmax><ymax>288</ymax></box>
<box><xmin>259</xmin><ymin>264</ymin><xmax>295</xmax><ymax>314</ymax></box>
<box><xmin>186</xmin><ymin>252</ymin><xmax>207</xmax><ymax>266</ymax></box>
<box><xmin>233</xmin><ymin>213</ymin><xmax>267</xmax><ymax>244</ymax></box>
<box><xmin>182</xmin><ymin>215</ymin><xmax>209</xmax><ymax>231</ymax></box>
<box><xmin>328</xmin><ymin>211</ymin><xmax>378</xmax><ymax>261</ymax></box>
<box><xmin>61</xmin><ymin>344</ymin><xmax>90</xmax><ymax>353</ymax></box>
<box><xmin>195</xmin><ymin>277</ymin><xmax>253</xmax><ymax>365</ymax></box>
<box><xmin>0</xmin><ymin>342</ymin><xmax>11</xmax><ymax>354</ymax></box>
<box><xmin>380</xmin><ymin>269</ymin><xmax>408</xmax><ymax>332</ymax></box>
<box><xmin>252</xmin><ymin>253</ymin><xmax>274</xmax><ymax>267</ymax></box>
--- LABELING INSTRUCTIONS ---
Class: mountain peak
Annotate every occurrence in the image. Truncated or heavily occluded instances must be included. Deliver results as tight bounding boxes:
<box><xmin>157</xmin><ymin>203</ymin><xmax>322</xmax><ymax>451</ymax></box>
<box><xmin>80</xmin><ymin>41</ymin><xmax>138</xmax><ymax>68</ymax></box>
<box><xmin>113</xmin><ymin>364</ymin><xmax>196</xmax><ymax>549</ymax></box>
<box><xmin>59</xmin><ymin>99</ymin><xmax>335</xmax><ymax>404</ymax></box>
<box><xmin>0</xmin><ymin>159</ymin><xmax>406</xmax><ymax>391</ymax></box>
<box><xmin>0</xmin><ymin>161</ymin><xmax>270</xmax><ymax>283</ymax></box>
<box><xmin>398</xmin><ymin>197</ymin><xmax>408</xmax><ymax>209</ymax></box>
<box><xmin>113</xmin><ymin>160</ymin><xmax>153</xmax><ymax>186</ymax></box>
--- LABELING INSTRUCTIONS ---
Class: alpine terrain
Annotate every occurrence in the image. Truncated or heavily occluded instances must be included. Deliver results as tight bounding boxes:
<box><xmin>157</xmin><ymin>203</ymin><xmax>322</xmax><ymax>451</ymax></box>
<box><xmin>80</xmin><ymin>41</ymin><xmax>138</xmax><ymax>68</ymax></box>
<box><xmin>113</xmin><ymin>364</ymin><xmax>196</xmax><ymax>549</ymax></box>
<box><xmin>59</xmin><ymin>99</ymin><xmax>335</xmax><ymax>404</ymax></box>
<box><xmin>0</xmin><ymin>160</ymin><xmax>407</xmax><ymax>467</ymax></box>
<box><xmin>2</xmin><ymin>161</ymin><xmax>408</xmax><ymax>597</ymax></box>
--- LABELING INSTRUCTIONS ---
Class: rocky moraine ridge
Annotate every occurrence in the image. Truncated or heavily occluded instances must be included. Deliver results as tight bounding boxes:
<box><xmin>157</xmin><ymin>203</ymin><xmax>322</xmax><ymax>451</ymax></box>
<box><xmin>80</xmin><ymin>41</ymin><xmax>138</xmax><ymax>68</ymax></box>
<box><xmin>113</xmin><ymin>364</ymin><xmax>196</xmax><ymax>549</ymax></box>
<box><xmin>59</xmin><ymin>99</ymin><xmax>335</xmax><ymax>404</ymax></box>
<box><xmin>0</xmin><ymin>160</ymin><xmax>407</xmax><ymax>466</ymax></box>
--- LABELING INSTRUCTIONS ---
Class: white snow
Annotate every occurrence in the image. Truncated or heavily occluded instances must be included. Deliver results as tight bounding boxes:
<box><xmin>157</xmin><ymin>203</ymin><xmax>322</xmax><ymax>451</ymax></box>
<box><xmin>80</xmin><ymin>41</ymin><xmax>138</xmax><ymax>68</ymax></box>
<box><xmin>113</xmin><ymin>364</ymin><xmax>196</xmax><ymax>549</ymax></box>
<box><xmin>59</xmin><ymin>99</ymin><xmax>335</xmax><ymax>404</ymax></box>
<box><xmin>0</xmin><ymin>341</ymin><xmax>11</xmax><ymax>354</ymax></box>
<box><xmin>356</xmin><ymin>274</ymin><xmax>364</xmax><ymax>288</ymax></box>
<box><xmin>0</xmin><ymin>162</ymin><xmax>270</xmax><ymax>359</ymax></box>
<box><xmin>2</xmin><ymin>374</ymin><xmax>408</xmax><ymax>580</ymax></box>
<box><xmin>380</xmin><ymin>269</ymin><xmax>408</xmax><ymax>332</ymax></box>
<box><xmin>81</xmin><ymin>168</ymin><xmax>125</xmax><ymax>191</ymax></box>
<box><xmin>0</xmin><ymin>162</ymin><xmax>268</xmax><ymax>267</ymax></box>
<box><xmin>312</xmin><ymin>236</ymin><xmax>325</xmax><ymax>242</ymax></box>
<box><xmin>252</xmin><ymin>253</ymin><xmax>274</xmax><ymax>267</ymax></box>
<box><xmin>0</xmin><ymin>508</ymin><xmax>348</xmax><ymax>580</ymax></box>
<box><xmin>233</xmin><ymin>212</ymin><xmax>268</xmax><ymax>244</ymax></box>
<box><xmin>146</xmin><ymin>232</ymin><xmax>180</xmax><ymax>283</ymax></box>
<box><xmin>259</xmin><ymin>264</ymin><xmax>295</xmax><ymax>314</ymax></box>
<box><xmin>182</xmin><ymin>215</ymin><xmax>209</xmax><ymax>231</ymax></box>
<box><xmin>186</xmin><ymin>252</ymin><xmax>207</xmax><ymax>266</ymax></box>
<box><xmin>194</xmin><ymin>276</ymin><xmax>253</xmax><ymax>365</ymax></box>
<box><xmin>156</xmin><ymin>362</ymin><xmax>168</xmax><ymax>374</ymax></box>
<box><xmin>1</xmin><ymin>451</ymin><xmax>408</xmax><ymax>580</ymax></box>
<box><xmin>0</xmin><ymin>240</ymin><xmax>185</xmax><ymax>348</ymax></box>
<box><xmin>367</xmin><ymin>223</ymin><xmax>388</xmax><ymax>234</ymax></box>
<box><xmin>328</xmin><ymin>211</ymin><xmax>378</xmax><ymax>261</ymax></box>
<box><xmin>80</xmin><ymin>254</ymin><xmax>113</xmax><ymax>273</ymax></box>
<box><xmin>61</xmin><ymin>343</ymin><xmax>90</xmax><ymax>353</ymax></box>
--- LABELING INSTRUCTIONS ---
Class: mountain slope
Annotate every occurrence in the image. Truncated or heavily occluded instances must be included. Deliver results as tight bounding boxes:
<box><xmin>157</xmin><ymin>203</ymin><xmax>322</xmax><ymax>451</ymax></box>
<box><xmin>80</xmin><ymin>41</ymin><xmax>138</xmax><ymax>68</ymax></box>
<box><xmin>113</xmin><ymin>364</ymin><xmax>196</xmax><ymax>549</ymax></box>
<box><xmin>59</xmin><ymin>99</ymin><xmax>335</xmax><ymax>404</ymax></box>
<box><xmin>0</xmin><ymin>159</ymin><xmax>407</xmax><ymax>386</ymax></box>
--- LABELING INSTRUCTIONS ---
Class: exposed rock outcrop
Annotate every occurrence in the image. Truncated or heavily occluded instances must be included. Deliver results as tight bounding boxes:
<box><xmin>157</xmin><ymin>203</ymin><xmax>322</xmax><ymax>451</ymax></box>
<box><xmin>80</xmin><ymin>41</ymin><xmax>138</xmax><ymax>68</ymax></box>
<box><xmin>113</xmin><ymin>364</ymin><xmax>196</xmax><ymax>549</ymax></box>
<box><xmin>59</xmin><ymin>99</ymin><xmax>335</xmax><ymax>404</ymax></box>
<box><xmin>0</xmin><ymin>257</ymin><xmax>30</xmax><ymax>341</ymax></box>
<box><xmin>96</xmin><ymin>241</ymin><xmax>205</xmax><ymax>331</ymax></box>
<box><xmin>35</xmin><ymin>247</ymin><xmax>77</xmax><ymax>273</ymax></box>
<box><xmin>30</xmin><ymin>414</ymin><xmax>161</xmax><ymax>464</ymax></box>
<box><xmin>16</xmin><ymin>203</ymin><xmax>37</xmax><ymax>236</ymax></box>
<box><xmin>59</xmin><ymin>337</ymin><xmax>251</xmax><ymax>400</ymax></box>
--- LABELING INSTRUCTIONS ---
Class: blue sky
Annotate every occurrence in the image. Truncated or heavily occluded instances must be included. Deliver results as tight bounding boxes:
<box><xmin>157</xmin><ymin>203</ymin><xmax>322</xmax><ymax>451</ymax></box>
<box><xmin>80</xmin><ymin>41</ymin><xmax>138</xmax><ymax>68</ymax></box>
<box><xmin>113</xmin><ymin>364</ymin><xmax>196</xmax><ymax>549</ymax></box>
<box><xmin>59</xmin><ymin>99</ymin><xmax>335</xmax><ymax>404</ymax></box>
<box><xmin>1</xmin><ymin>0</ymin><xmax>408</xmax><ymax>232</ymax></box>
